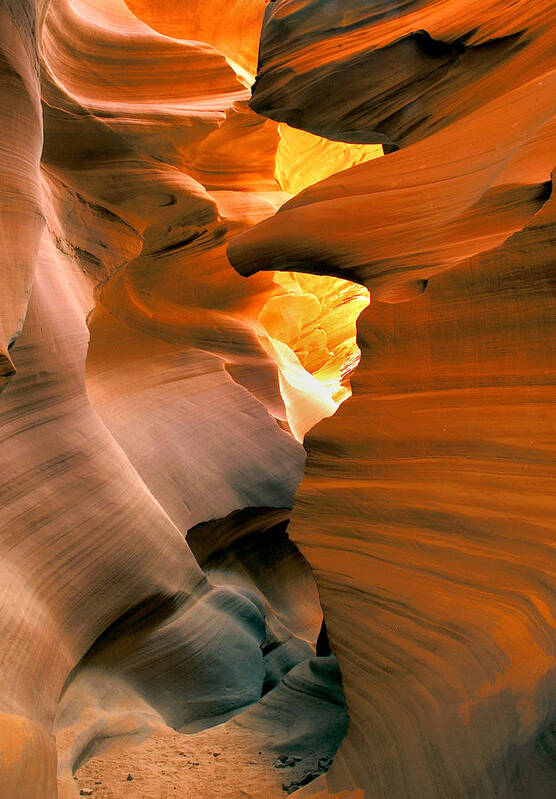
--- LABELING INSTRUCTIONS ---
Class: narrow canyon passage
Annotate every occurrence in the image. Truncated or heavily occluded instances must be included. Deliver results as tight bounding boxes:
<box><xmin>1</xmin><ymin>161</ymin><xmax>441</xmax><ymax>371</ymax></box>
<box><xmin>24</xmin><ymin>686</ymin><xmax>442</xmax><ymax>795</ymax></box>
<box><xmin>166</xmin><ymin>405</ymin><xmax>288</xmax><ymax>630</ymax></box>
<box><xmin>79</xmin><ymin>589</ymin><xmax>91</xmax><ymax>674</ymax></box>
<box><xmin>1</xmin><ymin>0</ymin><xmax>375</xmax><ymax>796</ymax></box>
<box><xmin>0</xmin><ymin>1</ymin><xmax>555</xmax><ymax>799</ymax></box>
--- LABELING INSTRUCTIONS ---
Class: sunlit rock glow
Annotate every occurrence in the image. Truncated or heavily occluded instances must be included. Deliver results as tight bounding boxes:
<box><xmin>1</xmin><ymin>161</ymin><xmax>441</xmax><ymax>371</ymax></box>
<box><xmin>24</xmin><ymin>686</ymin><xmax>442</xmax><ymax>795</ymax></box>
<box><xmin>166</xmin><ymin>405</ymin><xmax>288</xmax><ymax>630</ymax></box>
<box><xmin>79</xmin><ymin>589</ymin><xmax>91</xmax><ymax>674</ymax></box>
<box><xmin>230</xmin><ymin>2</ymin><xmax>556</xmax><ymax>798</ymax></box>
<box><xmin>258</xmin><ymin>271</ymin><xmax>370</xmax><ymax>440</ymax></box>
<box><xmin>0</xmin><ymin>0</ymin><xmax>554</xmax><ymax>797</ymax></box>
<box><xmin>256</xmin><ymin>123</ymin><xmax>378</xmax><ymax>439</ymax></box>
<box><xmin>275</xmin><ymin>124</ymin><xmax>383</xmax><ymax>197</ymax></box>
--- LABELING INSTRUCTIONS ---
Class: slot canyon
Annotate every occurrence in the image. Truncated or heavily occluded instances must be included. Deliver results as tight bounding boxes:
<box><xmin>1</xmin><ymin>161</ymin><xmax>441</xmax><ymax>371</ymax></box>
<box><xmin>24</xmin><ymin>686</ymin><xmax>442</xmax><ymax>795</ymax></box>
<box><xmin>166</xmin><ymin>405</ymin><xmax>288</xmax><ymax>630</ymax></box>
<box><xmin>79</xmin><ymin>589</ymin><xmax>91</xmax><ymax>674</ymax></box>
<box><xmin>0</xmin><ymin>1</ymin><xmax>554</xmax><ymax>798</ymax></box>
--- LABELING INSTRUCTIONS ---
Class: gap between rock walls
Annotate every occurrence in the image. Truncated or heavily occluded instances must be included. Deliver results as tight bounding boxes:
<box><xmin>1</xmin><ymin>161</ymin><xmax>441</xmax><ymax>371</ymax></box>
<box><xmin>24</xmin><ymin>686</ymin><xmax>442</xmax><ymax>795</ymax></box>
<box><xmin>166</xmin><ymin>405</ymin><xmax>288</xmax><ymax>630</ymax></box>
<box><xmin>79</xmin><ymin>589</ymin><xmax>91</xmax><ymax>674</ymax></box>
<box><xmin>1</xmin><ymin>1</ymin><xmax>554</xmax><ymax>799</ymax></box>
<box><xmin>33</xmin><ymin>0</ymin><xmax>382</xmax><ymax>796</ymax></box>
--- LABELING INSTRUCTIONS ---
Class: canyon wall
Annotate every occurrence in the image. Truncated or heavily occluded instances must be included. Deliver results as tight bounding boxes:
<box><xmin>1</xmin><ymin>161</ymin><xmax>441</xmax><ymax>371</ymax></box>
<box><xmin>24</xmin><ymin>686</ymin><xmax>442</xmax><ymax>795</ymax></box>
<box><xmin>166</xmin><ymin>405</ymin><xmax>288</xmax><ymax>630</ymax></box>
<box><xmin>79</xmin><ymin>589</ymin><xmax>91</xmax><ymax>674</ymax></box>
<box><xmin>229</xmin><ymin>1</ymin><xmax>556</xmax><ymax>797</ymax></box>
<box><xmin>0</xmin><ymin>0</ymin><xmax>554</xmax><ymax>797</ymax></box>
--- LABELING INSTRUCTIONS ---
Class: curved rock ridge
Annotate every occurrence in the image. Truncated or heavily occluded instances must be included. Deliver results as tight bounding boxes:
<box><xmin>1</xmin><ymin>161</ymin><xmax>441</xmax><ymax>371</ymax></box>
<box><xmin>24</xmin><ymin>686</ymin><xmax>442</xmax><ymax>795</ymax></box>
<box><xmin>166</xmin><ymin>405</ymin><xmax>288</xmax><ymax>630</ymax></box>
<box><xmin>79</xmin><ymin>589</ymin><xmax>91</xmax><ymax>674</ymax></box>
<box><xmin>285</xmin><ymin>195</ymin><xmax>556</xmax><ymax>799</ymax></box>
<box><xmin>124</xmin><ymin>0</ymin><xmax>268</xmax><ymax>79</ymax></box>
<box><xmin>1</xmin><ymin>0</ymin><xmax>554</xmax><ymax>796</ymax></box>
<box><xmin>0</xmin><ymin>232</ymin><xmax>215</xmax><ymax>789</ymax></box>
<box><xmin>2</xmin><ymin>213</ymin><xmax>327</xmax><ymax>794</ymax></box>
<box><xmin>1</xmin><ymin>0</ymin><xmax>361</xmax><ymax>795</ymax></box>
<box><xmin>259</xmin><ymin>125</ymin><xmax>377</xmax><ymax>439</ymax></box>
<box><xmin>40</xmin><ymin>0</ymin><xmax>304</xmax><ymax>527</ymax></box>
<box><xmin>229</xmin><ymin>72</ymin><xmax>555</xmax><ymax>301</ymax></box>
<box><xmin>228</xmin><ymin>1</ymin><xmax>556</xmax><ymax>797</ymax></box>
<box><xmin>0</xmin><ymin>0</ymin><xmax>44</xmax><ymax>389</ymax></box>
<box><xmin>250</xmin><ymin>0</ymin><xmax>555</xmax><ymax>149</ymax></box>
<box><xmin>40</xmin><ymin>0</ymin><xmax>367</xmax><ymax>443</ymax></box>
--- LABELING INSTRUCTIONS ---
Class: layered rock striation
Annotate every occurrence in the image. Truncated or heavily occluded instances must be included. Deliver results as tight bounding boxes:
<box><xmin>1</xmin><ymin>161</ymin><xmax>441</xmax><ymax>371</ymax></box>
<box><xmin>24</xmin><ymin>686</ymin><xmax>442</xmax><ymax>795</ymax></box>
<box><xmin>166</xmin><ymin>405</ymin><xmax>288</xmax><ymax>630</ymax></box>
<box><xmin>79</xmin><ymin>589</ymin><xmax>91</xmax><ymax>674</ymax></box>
<box><xmin>229</xmin><ymin>2</ymin><xmax>556</xmax><ymax>797</ymax></box>
<box><xmin>0</xmin><ymin>0</ymin><xmax>554</xmax><ymax>798</ymax></box>
<box><xmin>1</xmin><ymin>0</ymin><xmax>354</xmax><ymax>795</ymax></box>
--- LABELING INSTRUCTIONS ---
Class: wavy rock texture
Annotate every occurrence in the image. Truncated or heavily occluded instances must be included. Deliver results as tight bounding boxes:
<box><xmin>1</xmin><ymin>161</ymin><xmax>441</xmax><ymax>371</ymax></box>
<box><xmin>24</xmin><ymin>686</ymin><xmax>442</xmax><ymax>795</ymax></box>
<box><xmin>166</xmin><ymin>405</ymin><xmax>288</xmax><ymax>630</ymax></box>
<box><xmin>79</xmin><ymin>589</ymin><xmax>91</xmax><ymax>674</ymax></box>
<box><xmin>0</xmin><ymin>0</ymin><xmax>43</xmax><ymax>387</ymax></box>
<box><xmin>124</xmin><ymin>0</ymin><xmax>268</xmax><ymax>79</ymax></box>
<box><xmin>0</xmin><ymin>0</ymin><xmax>353</xmax><ymax>796</ymax></box>
<box><xmin>285</xmin><ymin>197</ymin><xmax>556</xmax><ymax>799</ymax></box>
<box><xmin>1</xmin><ymin>0</ymin><xmax>554</xmax><ymax>797</ymax></box>
<box><xmin>229</xmin><ymin>1</ymin><xmax>556</xmax><ymax>798</ymax></box>
<box><xmin>249</xmin><ymin>0</ymin><xmax>555</xmax><ymax>149</ymax></box>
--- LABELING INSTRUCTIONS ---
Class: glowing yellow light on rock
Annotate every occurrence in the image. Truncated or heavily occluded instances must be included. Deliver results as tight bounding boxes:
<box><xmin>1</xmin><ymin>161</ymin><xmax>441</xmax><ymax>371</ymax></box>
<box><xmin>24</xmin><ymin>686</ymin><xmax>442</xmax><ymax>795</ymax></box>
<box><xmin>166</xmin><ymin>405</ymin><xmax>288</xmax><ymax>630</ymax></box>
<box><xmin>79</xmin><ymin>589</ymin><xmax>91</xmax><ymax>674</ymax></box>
<box><xmin>256</xmin><ymin>123</ymin><xmax>381</xmax><ymax>439</ymax></box>
<box><xmin>225</xmin><ymin>57</ymin><xmax>256</xmax><ymax>89</ymax></box>
<box><xmin>259</xmin><ymin>271</ymin><xmax>370</xmax><ymax>440</ymax></box>
<box><xmin>275</xmin><ymin>123</ymin><xmax>382</xmax><ymax>196</ymax></box>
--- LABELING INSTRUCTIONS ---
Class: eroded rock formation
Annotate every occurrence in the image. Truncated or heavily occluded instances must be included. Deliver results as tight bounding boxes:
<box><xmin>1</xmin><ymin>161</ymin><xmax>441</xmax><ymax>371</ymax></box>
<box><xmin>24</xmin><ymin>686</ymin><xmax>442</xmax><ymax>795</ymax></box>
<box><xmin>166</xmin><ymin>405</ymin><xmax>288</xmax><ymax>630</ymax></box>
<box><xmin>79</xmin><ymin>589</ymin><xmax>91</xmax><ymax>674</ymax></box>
<box><xmin>0</xmin><ymin>0</ymin><xmax>554</xmax><ymax>798</ymax></box>
<box><xmin>230</xmin><ymin>2</ymin><xmax>556</xmax><ymax>797</ymax></box>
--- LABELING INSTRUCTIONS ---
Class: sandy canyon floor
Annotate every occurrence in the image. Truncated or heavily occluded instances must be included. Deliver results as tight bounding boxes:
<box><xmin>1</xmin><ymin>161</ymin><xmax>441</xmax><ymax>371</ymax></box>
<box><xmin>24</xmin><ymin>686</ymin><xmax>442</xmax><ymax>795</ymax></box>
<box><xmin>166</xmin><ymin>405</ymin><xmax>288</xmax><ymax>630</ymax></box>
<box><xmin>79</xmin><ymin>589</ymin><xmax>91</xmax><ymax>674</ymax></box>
<box><xmin>74</xmin><ymin>724</ymin><xmax>288</xmax><ymax>799</ymax></box>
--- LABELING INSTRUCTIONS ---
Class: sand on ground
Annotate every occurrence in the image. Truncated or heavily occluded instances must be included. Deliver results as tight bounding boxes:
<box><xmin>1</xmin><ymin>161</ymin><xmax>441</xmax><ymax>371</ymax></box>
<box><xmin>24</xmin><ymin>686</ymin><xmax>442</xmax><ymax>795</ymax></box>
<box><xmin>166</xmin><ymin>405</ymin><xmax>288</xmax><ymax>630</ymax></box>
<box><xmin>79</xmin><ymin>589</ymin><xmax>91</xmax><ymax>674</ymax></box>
<box><xmin>73</xmin><ymin>721</ymin><xmax>292</xmax><ymax>799</ymax></box>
